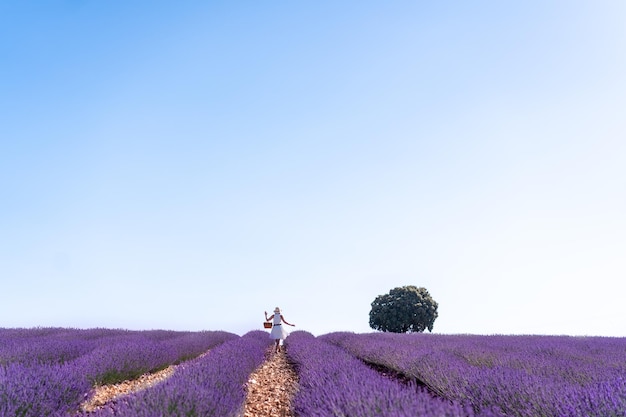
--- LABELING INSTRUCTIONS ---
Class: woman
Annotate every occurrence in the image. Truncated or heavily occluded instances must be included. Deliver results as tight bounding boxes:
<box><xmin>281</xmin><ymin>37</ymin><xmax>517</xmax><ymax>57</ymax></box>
<box><xmin>264</xmin><ymin>307</ymin><xmax>295</xmax><ymax>353</ymax></box>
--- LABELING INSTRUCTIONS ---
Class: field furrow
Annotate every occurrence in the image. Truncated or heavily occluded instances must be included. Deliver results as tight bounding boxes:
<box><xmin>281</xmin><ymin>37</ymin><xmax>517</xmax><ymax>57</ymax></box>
<box><xmin>243</xmin><ymin>348</ymin><xmax>299</xmax><ymax>417</ymax></box>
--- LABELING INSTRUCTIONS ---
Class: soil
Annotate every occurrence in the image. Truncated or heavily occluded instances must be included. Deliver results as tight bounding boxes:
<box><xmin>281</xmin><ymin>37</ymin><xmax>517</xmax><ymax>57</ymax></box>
<box><xmin>243</xmin><ymin>348</ymin><xmax>299</xmax><ymax>417</ymax></box>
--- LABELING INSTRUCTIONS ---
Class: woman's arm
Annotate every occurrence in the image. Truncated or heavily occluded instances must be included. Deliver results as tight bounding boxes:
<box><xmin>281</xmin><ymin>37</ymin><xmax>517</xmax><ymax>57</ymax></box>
<box><xmin>265</xmin><ymin>312</ymin><xmax>274</xmax><ymax>321</ymax></box>
<box><xmin>280</xmin><ymin>315</ymin><xmax>295</xmax><ymax>326</ymax></box>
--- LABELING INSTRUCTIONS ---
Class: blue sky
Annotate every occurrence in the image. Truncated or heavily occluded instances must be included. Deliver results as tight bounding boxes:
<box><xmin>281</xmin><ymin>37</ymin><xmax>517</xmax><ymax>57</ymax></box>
<box><xmin>1</xmin><ymin>1</ymin><xmax>625</xmax><ymax>337</ymax></box>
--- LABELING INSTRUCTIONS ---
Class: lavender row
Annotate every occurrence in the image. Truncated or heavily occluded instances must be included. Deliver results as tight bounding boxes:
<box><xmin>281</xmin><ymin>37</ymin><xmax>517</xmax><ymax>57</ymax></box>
<box><xmin>285</xmin><ymin>331</ymin><xmax>502</xmax><ymax>417</ymax></box>
<box><xmin>0</xmin><ymin>328</ymin><xmax>229</xmax><ymax>367</ymax></box>
<box><xmin>77</xmin><ymin>331</ymin><xmax>239</xmax><ymax>385</ymax></box>
<box><xmin>0</xmin><ymin>328</ymin><xmax>131</xmax><ymax>365</ymax></box>
<box><xmin>321</xmin><ymin>332</ymin><xmax>626</xmax><ymax>417</ymax></box>
<box><xmin>84</xmin><ymin>330</ymin><xmax>272</xmax><ymax>417</ymax></box>
<box><xmin>0</xmin><ymin>329</ymin><xmax>237</xmax><ymax>417</ymax></box>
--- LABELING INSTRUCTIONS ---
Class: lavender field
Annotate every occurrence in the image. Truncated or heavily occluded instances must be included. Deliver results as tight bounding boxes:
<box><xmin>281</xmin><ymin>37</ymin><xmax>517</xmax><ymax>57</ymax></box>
<box><xmin>0</xmin><ymin>328</ymin><xmax>239</xmax><ymax>417</ymax></box>
<box><xmin>320</xmin><ymin>332</ymin><xmax>626</xmax><ymax>417</ymax></box>
<box><xmin>1</xmin><ymin>327</ymin><xmax>625</xmax><ymax>417</ymax></box>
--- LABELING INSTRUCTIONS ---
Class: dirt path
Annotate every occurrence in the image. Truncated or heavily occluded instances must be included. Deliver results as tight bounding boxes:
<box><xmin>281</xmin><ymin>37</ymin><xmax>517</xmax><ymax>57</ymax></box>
<box><xmin>79</xmin><ymin>365</ymin><xmax>176</xmax><ymax>413</ymax></box>
<box><xmin>243</xmin><ymin>349</ymin><xmax>299</xmax><ymax>417</ymax></box>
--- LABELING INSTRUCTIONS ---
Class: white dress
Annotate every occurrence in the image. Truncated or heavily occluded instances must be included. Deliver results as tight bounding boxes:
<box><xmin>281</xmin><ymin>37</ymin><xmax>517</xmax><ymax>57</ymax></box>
<box><xmin>269</xmin><ymin>314</ymin><xmax>289</xmax><ymax>340</ymax></box>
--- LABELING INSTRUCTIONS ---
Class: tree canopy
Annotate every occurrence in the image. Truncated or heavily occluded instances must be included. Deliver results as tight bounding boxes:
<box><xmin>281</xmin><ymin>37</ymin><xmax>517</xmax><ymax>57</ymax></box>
<box><xmin>369</xmin><ymin>285</ymin><xmax>438</xmax><ymax>333</ymax></box>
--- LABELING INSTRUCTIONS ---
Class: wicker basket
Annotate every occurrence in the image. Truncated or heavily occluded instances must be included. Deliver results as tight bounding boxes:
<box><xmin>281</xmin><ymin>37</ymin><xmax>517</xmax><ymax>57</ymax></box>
<box><xmin>263</xmin><ymin>322</ymin><xmax>272</xmax><ymax>329</ymax></box>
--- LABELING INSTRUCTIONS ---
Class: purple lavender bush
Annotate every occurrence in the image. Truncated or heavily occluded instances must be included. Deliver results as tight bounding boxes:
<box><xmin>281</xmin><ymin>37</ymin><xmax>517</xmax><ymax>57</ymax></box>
<box><xmin>76</xmin><ymin>330</ymin><xmax>238</xmax><ymax>385</ymax></box>
<box><xmin>0</xmin><ymin>328</ymin><xmax>237</xmax><ymax>417</ymax></box>
<box><xmin>285</xmin><ymin>331</ymin><xmax>502</xmax><ymax>417</ymax></box>
<box><xmin>321</xmin><ymin>332</ymin><xmax>626</xmax><ymax>417</ymax></box>
<box><xmin>0</xmin><ymin>328</ymin><xmax>231</xmax><ymax>367</ymax></box>
<box><xmin>0</xmin><ymin>327</ymin><xmax>126</xmax><ymax>366</ymax></box>
<box><xmin>83</xmin><ymin>330</ymin><xmax>272</xmax><ymax>417</ymax></box>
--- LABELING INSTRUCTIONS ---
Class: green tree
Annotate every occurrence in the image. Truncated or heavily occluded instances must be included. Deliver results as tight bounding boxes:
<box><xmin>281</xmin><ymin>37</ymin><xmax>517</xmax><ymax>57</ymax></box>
<box><xmin>369</xmin><ymin>286</ymin><xmax>438</xmax><ymax>333</ymax></box>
